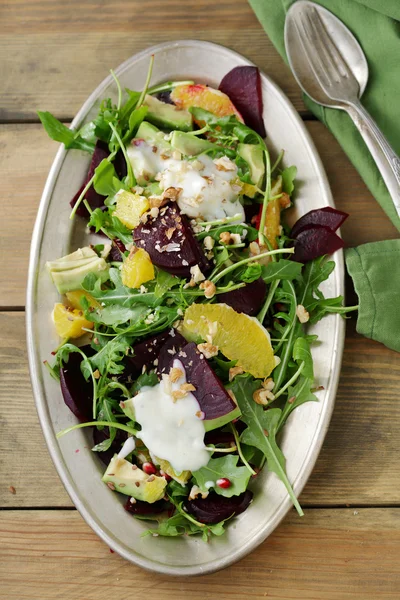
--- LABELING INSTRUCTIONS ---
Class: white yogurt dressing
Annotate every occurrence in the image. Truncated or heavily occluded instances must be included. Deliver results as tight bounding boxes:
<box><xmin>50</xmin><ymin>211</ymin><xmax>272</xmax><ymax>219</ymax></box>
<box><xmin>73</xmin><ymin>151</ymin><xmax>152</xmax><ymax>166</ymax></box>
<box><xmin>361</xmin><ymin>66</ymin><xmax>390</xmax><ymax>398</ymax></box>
<box><xmin>117</xmin><ymin>436</ymin><xmax>136</xmax><ymax>460</ymax></box>
<box><xmin>127</xmin><ymin>140</ymin><xmax>245</xmax><ymax>222</ymax></box>
<box><xmin>132</xmin><ymin>359</ymin><xmax>209</xmax><ymax>473</ymax></box>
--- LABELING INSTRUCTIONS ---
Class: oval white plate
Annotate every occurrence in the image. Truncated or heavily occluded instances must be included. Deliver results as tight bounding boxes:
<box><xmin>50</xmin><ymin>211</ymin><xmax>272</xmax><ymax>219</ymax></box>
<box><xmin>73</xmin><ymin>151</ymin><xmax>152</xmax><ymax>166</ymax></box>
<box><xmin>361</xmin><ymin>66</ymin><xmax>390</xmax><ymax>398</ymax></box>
<box><xmin>27</xmin><ymin>40</ymin><xmax>345</xmax><ymax>575</ymax></box>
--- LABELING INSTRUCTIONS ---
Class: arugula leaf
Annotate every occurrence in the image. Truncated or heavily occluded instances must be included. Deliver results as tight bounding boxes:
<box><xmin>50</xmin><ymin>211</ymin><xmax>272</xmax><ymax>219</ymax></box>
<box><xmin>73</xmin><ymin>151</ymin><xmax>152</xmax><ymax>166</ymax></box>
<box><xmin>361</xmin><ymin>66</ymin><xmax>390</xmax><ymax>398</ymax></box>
<box><xmin>92</xmin><ymin>398</ymin><xmax>118</xmax><ymax>452</ymax></box>
<box><xmin>123</xmin><ymin>105</ymin><xmax>148</xmax><ymax>142</ymax></box>
<box><xmin>281</xmin><ymin>166</ymin><xmax>297</xmax><ymax>196</ymax></box>
<box><xmin>88</xmin><ymin>336</ymin><xmax>130</xmax><ymax>376</ymax></box>
<box><xmin>37</xmin><ymin>111</ymin><xmax>95</xmax><ymax>153</ymax></box>
<box><xmin>88</xmin><ymin>208</ymin><xmax>133</xmax><ymax>245</ymax></box>
<box><xmin>241</xmin><ymin>263</ymin><xmax>262</xmax><ymax>283</ymax></box>
<box><xmin>297</xmin><ymin>256</ymin><xmax>335</xmax><ymax>309</ymax></box>
<box><xmin>93</xmin><ymin>159</ymin><xmax>125</xmax><ymax>196</ymax></box>
<box><xmin>83</xmin><ymin>268</ymin><xmax>159</xmax><ymax>308</ymax></box>
<box><xmin>230</xmin><ymin>376</ymin><xmax>303</xmax><ymax>516</ymax></box>
<box><xmin>292</xmin><ymin>337</ymin><xmax>313</xmax><ymax>379</ymax></box>
<box><xmin>192</xmin><ymin>455</ymin><xmax>251</xmax><ymax>498</ymax></box>
<box><xmin>89</xmin><ymin>304</ymin><xmax>148</xmax><ymax>327</ymax></box>
<box><xmin>278</xmin><ymin>376</ymin><xmax>318</xmax><ymax>431</ymax></box>
<box><xmin>154</xmin><ymin>269</ymin><xmax>180</xmax><ymax>299</ymax></box>
<box><xmin>307</xmin><ymin>295</ymin><xmax>357</xmax><ymax>324</ymax></box>
<box><xmin>130</xmin><ymin>371</ymin><xmax>159</xmax><ymax>395</ymax></box>
<box><xmin>261</xmin><ymin>259</ymin><xmax>302</xmax><ymax>283</ymax></box>
<box><xmin>198</xmin><ymin>224</ymin><xmax>258</xmax><ymax>243</ymax></box>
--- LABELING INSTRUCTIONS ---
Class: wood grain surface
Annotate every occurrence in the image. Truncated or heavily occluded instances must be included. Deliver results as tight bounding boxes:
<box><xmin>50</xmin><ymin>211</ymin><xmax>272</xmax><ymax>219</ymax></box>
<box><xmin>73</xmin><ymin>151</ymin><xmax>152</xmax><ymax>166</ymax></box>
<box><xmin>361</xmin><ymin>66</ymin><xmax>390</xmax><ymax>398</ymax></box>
<box><xmin>1</xmin><ymin>508</ymin><xmax>399</xmax><ymax>599</ymax></box>
<box><xmin>1</xmin><ymin>0</ymin><xmax>400</xmax><ymax>596</ymax></box>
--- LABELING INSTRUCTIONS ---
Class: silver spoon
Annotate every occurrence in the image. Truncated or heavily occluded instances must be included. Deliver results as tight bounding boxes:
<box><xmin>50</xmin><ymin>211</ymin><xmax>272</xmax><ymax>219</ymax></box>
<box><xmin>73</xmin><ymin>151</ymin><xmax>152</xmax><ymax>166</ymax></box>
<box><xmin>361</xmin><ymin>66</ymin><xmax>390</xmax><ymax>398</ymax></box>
<box><xmin>285</xmin><ymin>0</ymin><xmax>400</xmax><ymax>219</ymax></box>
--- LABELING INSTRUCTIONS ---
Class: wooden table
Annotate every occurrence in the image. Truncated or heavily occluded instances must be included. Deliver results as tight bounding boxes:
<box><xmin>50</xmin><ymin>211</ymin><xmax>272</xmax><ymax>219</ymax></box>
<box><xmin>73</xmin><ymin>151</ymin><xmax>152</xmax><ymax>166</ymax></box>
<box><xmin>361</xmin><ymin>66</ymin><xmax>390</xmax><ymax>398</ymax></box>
<box><xmin>1</xmin><ymin>1</ymin><xmax>400</xmax><ymax>598</ymax></box>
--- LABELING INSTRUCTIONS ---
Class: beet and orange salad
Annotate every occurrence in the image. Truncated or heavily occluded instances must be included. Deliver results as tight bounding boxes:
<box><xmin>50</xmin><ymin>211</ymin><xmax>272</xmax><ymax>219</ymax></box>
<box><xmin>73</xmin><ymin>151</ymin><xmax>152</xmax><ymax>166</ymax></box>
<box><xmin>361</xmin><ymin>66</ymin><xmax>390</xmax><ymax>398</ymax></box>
<box><xmin>40</xmin><ymin>58</ymin><xmax>355</xmax><ymax>539</ymax></box>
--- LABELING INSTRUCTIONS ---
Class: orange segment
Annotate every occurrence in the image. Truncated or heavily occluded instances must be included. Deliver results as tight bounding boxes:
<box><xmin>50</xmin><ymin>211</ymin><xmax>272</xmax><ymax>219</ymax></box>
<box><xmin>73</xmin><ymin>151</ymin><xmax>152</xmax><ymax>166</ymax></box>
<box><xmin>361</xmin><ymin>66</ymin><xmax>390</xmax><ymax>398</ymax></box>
<box><xmin>182</xmin><ymin>303</ymin><xmax>276</xmax><ymax>379</ymax></box>
<box><xmin>114</xmin><ymin>191</ymin><xmax>150</xmax><ymax>229</ymax></box>
<box><xmin>121</xmin><ymin>248</ymin><xmax>155</xmax><ymax>289</ymax></box>
<box><xmin>171</xmin><ymin>84</ymin><xmax>243</xmax><ymax>126</ymax></box>
<box><xmin>65</xmin><ymin>290</ymin><xmax>100</xmax><ymax>310</ymax></box>
<box><xmin>52</xmin><ymin>303</ymin><xmax>94</xmax><ymax>339</ymax></box>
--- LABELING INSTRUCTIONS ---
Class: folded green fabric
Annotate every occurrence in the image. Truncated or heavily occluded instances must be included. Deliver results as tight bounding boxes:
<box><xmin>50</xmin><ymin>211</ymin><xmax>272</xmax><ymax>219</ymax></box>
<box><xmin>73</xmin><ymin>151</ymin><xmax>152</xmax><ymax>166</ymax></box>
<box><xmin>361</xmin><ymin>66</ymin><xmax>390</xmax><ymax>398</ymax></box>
<box><xmin>346</xmin><ymin>241</ymin><xmax>400</xmax><ymax>351</ymax></box>
<box><xmin>249</xmin><ymin>0</ymin><xmax>400</xmax><ymax>351</ymax></box>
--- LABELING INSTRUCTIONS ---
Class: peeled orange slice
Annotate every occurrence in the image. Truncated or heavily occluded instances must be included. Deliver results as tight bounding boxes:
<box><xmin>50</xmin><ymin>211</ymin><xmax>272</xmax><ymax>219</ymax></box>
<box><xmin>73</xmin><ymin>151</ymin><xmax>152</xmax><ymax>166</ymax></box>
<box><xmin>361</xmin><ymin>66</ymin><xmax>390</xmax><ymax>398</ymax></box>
<box><xmin>171</xmin><ymin>84</ymin><xmax>243</xmax><ymax>126</ymax></box>
<box><xmin>121</xmin><ymin>248</ymin><xmax>155</xmax><ymax>289</ymax></box>
<box><xmin>52</xmin><ymin>303</ymin><xmax>93</xmax><ymax>339</ymax></box>
<box><xmin>182</xmin><ymin>303</ymin><xmax>276</xmax><ymax>379</ymax></box>
<box><xmin>65</xmin><ymin>290</ymin><xmax>100</xmax><ymax>310</ymax></box>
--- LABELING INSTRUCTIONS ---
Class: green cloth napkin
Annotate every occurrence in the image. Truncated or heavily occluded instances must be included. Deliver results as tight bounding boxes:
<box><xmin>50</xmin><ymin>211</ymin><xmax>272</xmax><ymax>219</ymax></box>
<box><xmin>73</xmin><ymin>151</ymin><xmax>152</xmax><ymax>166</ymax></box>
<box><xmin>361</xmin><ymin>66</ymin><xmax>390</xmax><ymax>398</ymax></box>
<box><xmin>249</xmin><ymin>0</ymin><xmax>400</xmax><ymax>351</ymax></box>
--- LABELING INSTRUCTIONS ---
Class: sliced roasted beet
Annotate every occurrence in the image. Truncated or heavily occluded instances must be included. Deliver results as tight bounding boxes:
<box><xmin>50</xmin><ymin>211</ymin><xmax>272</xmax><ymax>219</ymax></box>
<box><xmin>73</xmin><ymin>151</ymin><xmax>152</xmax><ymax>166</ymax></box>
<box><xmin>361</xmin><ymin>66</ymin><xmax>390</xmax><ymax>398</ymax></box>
<box><xmin>160</xmin><ymin>341</ymin><xmax>237</xmax><ymax>423</ymax></box>
<box><xmin>156</xmin><ymin>91</ymin><xmax>174</xmax><ymax>105</ymax></box>
<box><xmin>219</xmin><ymin>66</ymin><xmax>266</xmax><ymax>138</ymax></box>
<box><xmin>204</xmin><ymin>430</ymin><xmax>235</xmax><ymax>446</ymax></box>
<box><xmin>109</xmin><ymin>239</ymin><xmax>126</xmax><ymax>262</ymax></box>
<box><xmin>156</xmin><ymin>332</ymin><xmax>187</xmax><ymax>376</ymax></box>
<box><xmin>219</xmin><ymin>277</ymin><xmax>267</xmax><ymax>316</ymax></box>
<box><xmin>185</xmin><ymin>490</ymin><xmax>253</xmax><ymax>524</ymax></box>
<box><xmin>134</xmin><ymin>203</ymin><xmax>210</xmax><ymax>279</ymax></box>
<box><xmin>291</xmin><ymin>207</ymin><xmax>349</xmax><ymax>239</ymax></box>
<box><xmin>124</xmin><ymin>497</ymin><xmax>170</xmax><ymax>516</ymax></box>
<box><xmin>92</xmin><ymin>428</ymin><xmax>128</xmax><ymax>466</ymax></box>
<box><xmin>70</xmin><ymin>140</ymin><xmax>110</xmax><ymax>217</ymax></box>
<box><xmin>129</xmin><ymin>330</ymin><xmax>182</xmax><ymax>374</ymax></box>
<box><xmin>60</xmin><ymin>348</ymin><xmax>94</xmax><ymax>422</ymax></box>
<box><xmin>293</xmin><ymin>224</ymin><xmax>344</xmax><ymax>263</ymax></box>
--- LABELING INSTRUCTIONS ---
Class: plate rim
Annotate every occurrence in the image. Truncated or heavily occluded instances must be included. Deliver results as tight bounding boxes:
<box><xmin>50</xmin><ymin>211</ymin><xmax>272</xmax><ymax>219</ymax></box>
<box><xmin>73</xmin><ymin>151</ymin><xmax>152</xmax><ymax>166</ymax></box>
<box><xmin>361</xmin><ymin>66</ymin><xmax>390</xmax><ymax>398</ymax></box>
<box><xmin>26</xmin><ymin>39</ymin><xmax>345</xmax><ymax>576</ymax></box>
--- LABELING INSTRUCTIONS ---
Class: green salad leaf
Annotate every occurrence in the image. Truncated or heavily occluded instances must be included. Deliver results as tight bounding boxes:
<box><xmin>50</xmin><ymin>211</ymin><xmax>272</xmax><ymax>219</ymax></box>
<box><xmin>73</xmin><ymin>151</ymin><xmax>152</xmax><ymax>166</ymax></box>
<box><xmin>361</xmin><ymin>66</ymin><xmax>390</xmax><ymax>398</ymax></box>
<box><xmin>192</xmin><ymin>455</ymin><xmax>251</xmax><ymax>498</ymax></box>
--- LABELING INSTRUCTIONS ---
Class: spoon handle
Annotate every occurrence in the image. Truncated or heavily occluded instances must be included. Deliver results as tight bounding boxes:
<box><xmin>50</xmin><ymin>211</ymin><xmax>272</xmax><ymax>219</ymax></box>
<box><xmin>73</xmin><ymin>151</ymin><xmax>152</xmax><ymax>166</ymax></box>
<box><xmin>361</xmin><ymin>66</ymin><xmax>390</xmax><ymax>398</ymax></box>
<box><xmin>345</xmin><ymin>100</ymin><xmax>400</xmax><ymax>219</ymax></box>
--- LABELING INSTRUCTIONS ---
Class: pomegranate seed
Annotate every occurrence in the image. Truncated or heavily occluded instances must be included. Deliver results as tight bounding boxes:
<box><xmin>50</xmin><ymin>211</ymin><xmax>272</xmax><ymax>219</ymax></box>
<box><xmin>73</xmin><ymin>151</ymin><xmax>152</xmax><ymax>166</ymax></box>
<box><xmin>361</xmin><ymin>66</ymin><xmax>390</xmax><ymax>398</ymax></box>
<box><xmin>216</xmin><ymin>478</ymin><xmax>231</xmax><ymax>489</ymax></box>
<box><xmin>159</xmin><ymin>469</ymin><xmax>172</xmax><ymax>482</ymax></box>
<box><xmin>142</xmin><ymin>462</ymin><xmax>157</xmax><ymax>475</ymax></box>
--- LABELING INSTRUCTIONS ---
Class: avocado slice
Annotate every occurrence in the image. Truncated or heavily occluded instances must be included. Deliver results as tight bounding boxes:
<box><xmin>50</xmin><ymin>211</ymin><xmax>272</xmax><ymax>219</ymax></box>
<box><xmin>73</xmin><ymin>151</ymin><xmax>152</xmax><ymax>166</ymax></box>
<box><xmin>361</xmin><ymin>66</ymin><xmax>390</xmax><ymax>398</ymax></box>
<box><xmin>46</xmin><ymin>247</ymin><xmax>109</xmax><ymax>294</ymax></box>
<box><xmin>144</xmin><ymin>94</ymin><xmax>193</xmax><ymax>132</ymax></box>
<box><xmin>237</xmin><ymin>143</ymin><xmax>265</xmax><ymax>188</ymax></box>
<box><xmin>120</xmin><ymin>397</ymin><xmax>136</xmax><ymax>421</ymax></box>
<box><xmin>151</xmin><ymin>454</ymin><xmax>191</xmax><ymax>485</ymax></box>
<box><xmin>135</xmin><ymin>121</ymin><xmax>171</xmax><ymax>152</ymax></box>
<box><xmin>170</xmin><ymin>130</ymin><xmax>215</xmax><ymax>156</ymax></box>
<box><xmin>102</xmin><ymin>455</ymin><xmax>167</xmax><ymax>503</ymax></box>
<box><xmin>204</xmin><ymin>405</ymin><xmax>241</xmax><ymax>432</ymax></box>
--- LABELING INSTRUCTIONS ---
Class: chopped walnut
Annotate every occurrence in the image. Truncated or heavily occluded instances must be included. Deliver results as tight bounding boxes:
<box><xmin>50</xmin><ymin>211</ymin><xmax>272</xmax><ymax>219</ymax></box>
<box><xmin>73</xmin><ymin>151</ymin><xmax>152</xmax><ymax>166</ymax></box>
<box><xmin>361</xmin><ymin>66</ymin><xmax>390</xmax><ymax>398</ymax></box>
<box><xmin>199</xmin><ymin>280</ymin><xmax>216</xmax><ymax>299</ymax></box>
<box><xmin>214</xmin><ymin>156</ymin><xmax>236</xmax><ymax>172</ymax></box>
<box><xmin>253</xmin><ymin>388</ymin><xmax>272</xmax><ymax>406</ymax></box>
<box><xmin>191</xmin><ymin>159</ymin><xmax>205</xmax><ymax>171</ymax></box>
<box><xmin>93</xmin><ymin>369</ymin><xmax>101</xmax><ymax>380</ymax></box>
<box><xmin>171</xmin><ymin>383</ymin><xmax>196</xmax><ymax>401</ymax></box>
<box><xmin>198</xmin><ymin>342</ymin><xmax>219</xmax><ymax>359</ymax></box>
<box><xmin>262</xmin><ymin>378</ymin><xmax>275</xmax><ymax>391</ymax></box>
<box><xmin>188</xmin><ymin>485</ymin><xmax>209</xmax><ymax>501</ymax></box>
<box><xmin>166</xmin><ymin>227</ymin><xmax>176</xmax><ymax>240</ymax></box>
<box><xmin>181</xmin><ymin>383</ymin><xmax>196</xmax><ymax>393</ymax></box>
<box><xmin>169</xmin><ymin>367</ymin><xmax>183</xmax><ymax>383</ymax></box>
<box><xmin>249</xmin><ymin>241</ymin><xmax>261</xmax><ymax>256</ymax></box>
<box><xmin>162</xmin><ymin>186</ymin><xmax>182</xmax><ymax>202</ymax></box>
<box><xmin>148</xmin><ymin>196</ymin><xmax>165</xmax><ymax>209</ymax></box>
<box><xmin>219</xmin><ymin>231</ymin><xmax>232</xmax><ymax>244</ymax></box>
<box><xmin>279</xmin><ymin>192</ymin><xmax>291</xmax><ymax>209</ymax></box>
<box><xmin>150</xmin><ymin>207</ymin><xmax>159</xmax><ymax>218</ymax></box>
<box><xmin>229</xmin><ymin>366</ymin><xmax>244</xmax><ymax>381</ymax></box>
<box><xmin>296</xmin><ymin>304</ymin><xmax>310</xmax><ymax>323</ymax></box>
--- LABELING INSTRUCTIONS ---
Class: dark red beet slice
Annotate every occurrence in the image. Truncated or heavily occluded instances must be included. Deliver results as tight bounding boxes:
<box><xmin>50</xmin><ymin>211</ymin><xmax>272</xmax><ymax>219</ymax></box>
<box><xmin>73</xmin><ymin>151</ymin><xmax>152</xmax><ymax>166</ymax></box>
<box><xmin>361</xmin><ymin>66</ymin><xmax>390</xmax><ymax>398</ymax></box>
<box><xmin>129</xmin><ymin>330</ymin><xmax>184</xmax><ymax>374</ymax></box>
<box><xmin>60</xmin><ymin>348</ymin><xmax>94</xmax><ymax>422</ymax></box>
<box><xmin>185</xmin><ymin>490</ymin><xmax>253</xmax><ymax>524</ymax></box>
<box><xmin>219</xmin><ymin>277</ymin><xmax>267</xmax><ymax>316</ymax></box>
<box><xmin>134</xmin><ymin>203</ymin><xmax>210</xmax><ymax>279</ymax></box>
<box><xmin>160</xmin><ymin>342</ymin><xmax>237</xmax><ymax>422</ymax></box>
<box><xmin>156</xmin><ymin>331</ymin><xmax>187</xmax><ymax>376</ymax></box>
<box><xmin>291</xmin><ymin>207</ymin><xmax>349</xmax><ymax>239</ymax></box>
<box><xmin>219</xmin><ymin>66</ymin><xmax>266</xmax><ymax>138</ymax></box>
<box><xmin>92</xmin><ymin>428</ymin><xmax>128</xmax><ymax>466</ymax></box>
<box><xmin>124</xmin><ymin>497</ymin><xmax>170</xmax><ymax>516</ymax></box>
<box><xmin>109</xmin><ymin>239</ymin><xmax>126</xmax><ymax>262</ymax></box>
<box><xmin>293</xmin><ymin>224</ymin><xmax>344</xmax><ymax>263</ymax></box>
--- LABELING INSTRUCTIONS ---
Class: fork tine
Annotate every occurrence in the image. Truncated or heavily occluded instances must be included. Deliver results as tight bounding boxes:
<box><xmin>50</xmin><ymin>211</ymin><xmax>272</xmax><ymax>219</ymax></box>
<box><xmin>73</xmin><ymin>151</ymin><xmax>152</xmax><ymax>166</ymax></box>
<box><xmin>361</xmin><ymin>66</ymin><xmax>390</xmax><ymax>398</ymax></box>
<box><xmin>309</xmin><ymin>7</ymin><xmax>353</xmax><ymax>80</ymax></box>
<box><xmin>294</xmin><ymin>13</ymin><xmax>330</xmax><ymax>89</ymax></box>
<box><xmin>302</xmin><ymin>8</ymin><xmax>342</xmax><ymax>83</ymax></box>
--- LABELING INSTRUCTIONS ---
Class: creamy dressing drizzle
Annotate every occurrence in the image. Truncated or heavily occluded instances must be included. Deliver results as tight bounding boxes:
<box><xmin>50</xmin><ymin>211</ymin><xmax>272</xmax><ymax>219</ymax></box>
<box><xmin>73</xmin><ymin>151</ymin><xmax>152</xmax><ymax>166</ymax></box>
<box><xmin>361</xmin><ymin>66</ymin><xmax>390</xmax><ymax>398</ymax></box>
<box><xmin>117</xmin><ymin>436</ymin><xmax>136</xmax><ymax>460</ymax></box>
<box><xmin>127</xmin><ymin>140</ymin><xmax>245</xmax><ymax>222</ymax></box>
<box><xmin>132</xmin><ymin>360</ymin><xmax>209</xmax><ymax>473</ymax></box>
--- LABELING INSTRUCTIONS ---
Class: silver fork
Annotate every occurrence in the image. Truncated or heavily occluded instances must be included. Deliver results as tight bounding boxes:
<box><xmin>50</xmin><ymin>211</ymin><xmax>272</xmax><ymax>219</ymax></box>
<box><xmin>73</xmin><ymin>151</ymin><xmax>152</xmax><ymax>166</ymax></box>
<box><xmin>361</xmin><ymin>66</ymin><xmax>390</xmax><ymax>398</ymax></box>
<box><xmin>295</xmin><ymin>5</ymin><xmax>400</xmax><ymax>216</ymax></box>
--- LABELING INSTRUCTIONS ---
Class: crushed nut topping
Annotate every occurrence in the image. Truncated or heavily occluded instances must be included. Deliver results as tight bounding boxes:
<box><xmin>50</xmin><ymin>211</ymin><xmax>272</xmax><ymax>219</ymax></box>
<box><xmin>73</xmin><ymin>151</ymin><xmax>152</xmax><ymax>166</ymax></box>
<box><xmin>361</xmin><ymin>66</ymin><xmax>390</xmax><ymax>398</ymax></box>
<box><xmin>169</xmin><ymin>367</ymin><xmax>184</xmax><ymax>383</ymax></box>
<box><xmin>296</xmin><ymin>304</ymin><xmax>310</xmax><ymax>323</ymax></box>
<box><xmin>203</xmin><ymin>235</ymin><xmax>215</xmax><ymax>250</ymax></box>
<box><xmin>279</xmin><ymin>192</ymin><xmax>291</xmax><ymax>209</ymax></box>
<box><xmin>166</xmin><ymin>227</ymin><xmax>176</xmax><ymax>240</ymax></box>
<box><xmin>249</xmin><ymin>241</ymin><xmax>261</xmax><ymax>256</ymax></box>
<box><xmin>219</xmin><ymin>231</ymin><xmax>232</xmax><ymax>244</ymax></box>
<box><xmin>214</xmin><ymin>156</ymin><xmax>236</xmax><ymax>172</ymax></box>
<box><xmin>162</xmin><ymin>186</ymin><xmax>182</xmax><ymax>202</ymax></box>
<box><xmin>190</xmin><ymin>264</ymin><xmax>206</xmax><ymax>284</ymax></box>
<box><xmin>229</xmin><ymin>366</ymin><xmax>244</xmax><ymax>381</ymax></box>
<box><xmin>150</xmin><ymin>207</ymin><xmax>159</xmax><ymax>218</ymax></box>
<box><xmin>262</xmin><ymin>378</ymin><xmax>275</xmax><ymax>391</ymax></box>
<box><xmin>199</xmin><ymin>279</ymin><xmax>216</xmax><ymax>299</ymax></box>
<box><xmin>198</xmin><ymin>342</ymin><xmax>219</xmax><ymax>359</ymax></box>
<box><xmin>188</xmin><ymin>485</ymin><xmax>209</xmax><ymax>501</ymax></box>
<box><xmin>253</xmin><ymin>388</ymin><xmax>271</xmax><ymax>406</ymax></box>
<box><xmin>93</xmin><ymin>369</ymin><xmax>100</xmax><ymax>380</ymax></box>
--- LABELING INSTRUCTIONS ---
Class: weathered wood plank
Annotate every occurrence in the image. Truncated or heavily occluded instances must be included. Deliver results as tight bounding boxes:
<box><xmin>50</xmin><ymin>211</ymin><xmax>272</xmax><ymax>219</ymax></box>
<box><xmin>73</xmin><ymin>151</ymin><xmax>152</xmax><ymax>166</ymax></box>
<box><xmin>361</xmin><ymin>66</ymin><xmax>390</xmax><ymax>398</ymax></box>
<box><xmin>0</xmin><ymin>122</ymin><xmax>397</xmax><ymax>307</ymax></box>
<box><xmin>0</xmin><ymin>508</ymin><xmax>399</xmax><ymax>599</ymax></box>
<box><xmin>1</xmin><ymin>311</ymin><xmax>399</xmax><ymax>508</ymax></box>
